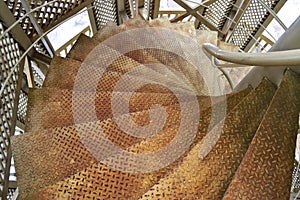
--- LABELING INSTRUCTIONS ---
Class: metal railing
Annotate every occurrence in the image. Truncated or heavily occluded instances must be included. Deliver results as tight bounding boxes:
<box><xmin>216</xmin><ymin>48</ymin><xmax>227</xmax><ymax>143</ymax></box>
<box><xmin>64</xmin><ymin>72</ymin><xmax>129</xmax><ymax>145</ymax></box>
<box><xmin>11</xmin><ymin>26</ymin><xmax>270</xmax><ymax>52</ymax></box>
<box><xmin>55</xmin><ymin>26</ymin><xmax>92</xmax><ymax>57</ymax></box>
<box><xmin>158</xmin><ymin>10</ymin><xmax>195</xmax><ymax>22</ymax></box>
<box><xmin>169</xmin><ymin>0</ymin><xmax>287</xmax><ymax>53</ymax></box>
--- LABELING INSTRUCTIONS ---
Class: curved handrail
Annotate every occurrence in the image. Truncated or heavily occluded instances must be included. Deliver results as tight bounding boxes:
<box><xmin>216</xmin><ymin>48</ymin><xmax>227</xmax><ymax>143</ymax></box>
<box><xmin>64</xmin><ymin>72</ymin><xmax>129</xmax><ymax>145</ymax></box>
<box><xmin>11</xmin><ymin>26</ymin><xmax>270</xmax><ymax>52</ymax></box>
<box><xmin>0</xmin><ymin>0</ymin><xmax>58</xmax><ymax>40</ymax></box>
<box><xmin>0</xmin><ymin>6</ymin><xmax>94</xmax><ymax>96</ymax></box>
<box><xmin>211</xmin><ymin>57</ymin><xmax>234</xmax><ymax>91</ymax></box>
<box><xmin>203</xmin><ymin>43</ymin><xmax>300</xmax><ymax>67</ymax></box>
<box><xmin>213</xmin><ymin>57</ymin><xmax>252</xmax><ymax>68</ymax></box>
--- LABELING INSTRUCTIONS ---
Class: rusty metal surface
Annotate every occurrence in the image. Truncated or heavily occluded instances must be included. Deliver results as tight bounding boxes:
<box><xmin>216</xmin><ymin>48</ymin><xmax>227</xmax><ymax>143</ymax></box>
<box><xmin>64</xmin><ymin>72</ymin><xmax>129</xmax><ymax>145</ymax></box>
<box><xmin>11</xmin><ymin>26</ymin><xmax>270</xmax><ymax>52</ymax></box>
<box><xmin>68</xmin><ymin>30</ymin><xmax>177</xmax><ymax>83</ymax></box>
<box><xmin>12</xmin><ymin>89</ymin><xmax>250</xmax><ymax>196</ymax></box>
<box><xmin>223</xmin><ymin>70</ymin><xmax>300</xmax><ymax>199</ymax></box>
<box><xmin>67</xmin><ymin>34</ymin><xmax>100</xmax><ymax>62</ymax></box>
<box><xmin>24</xmin><ymin>88</ymin><xmax>197</xmax><ymax>132</ymax></box>
<box><xmin>140</xmin><ymin>79</ymin><xmax>276</xmax><ymax>199</ymax></box>
<box><xmin>68</xmin><ymin>18</ymin><xmax>191</xmax><ymax>92</ymax></box>
<box><xmin>13</xmin><ymin>102</ymin><xmax>187</xmax><ymax>199</ymax></box>
<box><xmin>69</xmin><ymin>18</ymin><xmax>218</xmax><ymax>96</ymax></box>
<box><xmin>44</xmin><ymin>55</ymin><xmax>191</xmax><ymax>94</ymax></box>
<box><xmin>16</xmin><ymin>87</ymin><xmax>250</xmax><ymax>200</ymax></box>
<box><xmin>15</xmin><ymin>17</ymin><xmax>294</xmax><ymax>200</ymax></box>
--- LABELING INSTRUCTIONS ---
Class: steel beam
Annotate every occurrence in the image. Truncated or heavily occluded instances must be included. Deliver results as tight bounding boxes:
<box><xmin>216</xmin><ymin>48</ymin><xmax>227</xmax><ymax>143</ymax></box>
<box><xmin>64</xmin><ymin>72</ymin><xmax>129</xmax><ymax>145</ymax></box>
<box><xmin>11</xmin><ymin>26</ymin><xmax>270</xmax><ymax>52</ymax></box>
<box><xmin>152</xmin><ymin>0</ymin><xmax>160</xmax><ymax>19</ymax></box>
<box><xmin>117</xmin><ymin>0</ymin><xmax>129</xmax><ymax>24</ymax></box>
<box><xmin>0</xmin><ymin>0</ymin><xmax>33</xmax><ymax>55</ymax></box>
<box><xmin>20</xmin><ymin>0</ymin><xmax>55</xmax><ymax>57</ymax></box>
<box><xmin>42</xmin><ymin>0</ymin><xmax>93</xmax><ymax>33</ymax></box>
<box><xmin>24</xmin><ymin>56</ymin><xmax>34</xmax><ymax>88</ymax></box>
<box><xmin>87</xmin><ymin>4</ymin><xmax>97</xmax><ymax>34</ymax></box>
<box><xmin>172</xmin><ymin>0</ymin><xmax>218</xmax><ymax>23</ymax></box>
<box><xmin>174</xmin><ymin>0</ymin><xmax>224</xmax><ymax>37</ymax></box>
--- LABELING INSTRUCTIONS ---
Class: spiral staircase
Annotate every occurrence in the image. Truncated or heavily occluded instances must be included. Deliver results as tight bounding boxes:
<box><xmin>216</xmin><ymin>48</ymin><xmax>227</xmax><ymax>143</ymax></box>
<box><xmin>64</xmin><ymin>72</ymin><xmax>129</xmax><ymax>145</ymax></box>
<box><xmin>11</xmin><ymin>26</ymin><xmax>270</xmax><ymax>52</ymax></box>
<box><xmin>8</xmin><ymin>17</ymin><xmax>300</xmax><ymax>199</ymax></box>
<box><xmin>1</xmin><ymin>0</ymin><xmax>300</xmax><ymax>199</ymax></box>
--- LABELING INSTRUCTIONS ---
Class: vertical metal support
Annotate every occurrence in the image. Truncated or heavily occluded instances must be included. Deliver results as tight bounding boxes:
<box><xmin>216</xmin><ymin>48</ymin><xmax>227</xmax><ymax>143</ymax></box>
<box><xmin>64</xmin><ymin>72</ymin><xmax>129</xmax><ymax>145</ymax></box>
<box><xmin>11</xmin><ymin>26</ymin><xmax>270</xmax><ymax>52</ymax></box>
<box><xmin>127</xmin><ymin>0</ymin><xmax>136</xmax><ymax>17</ymax></box>
<box><xmin>152</xmin><ymin>0</ymin><xmax>160</xmax><ymax>19</ymax></box>
<box><xmin>20</xmin><ymin>0</ymin><xmax>55</xmax><ymax>57</ymax></box>
<box><xmin>87</xmin><ymin>4</ymin><xmax>98</xmax><ymax>34</ymax></box>
<box><xmin>1</xmin><ymin>59</ymin><xmax>25</xmax><ymax>200</ymax></box>
<box><xmin>24</xmin><ymin>56</ymin><xmax>34</xmax><ymax>88</ymax></box>
<box><xmin>117</xmin><ymin>0</ymin><xmax>128</xmax><ymax>24</ymax></box>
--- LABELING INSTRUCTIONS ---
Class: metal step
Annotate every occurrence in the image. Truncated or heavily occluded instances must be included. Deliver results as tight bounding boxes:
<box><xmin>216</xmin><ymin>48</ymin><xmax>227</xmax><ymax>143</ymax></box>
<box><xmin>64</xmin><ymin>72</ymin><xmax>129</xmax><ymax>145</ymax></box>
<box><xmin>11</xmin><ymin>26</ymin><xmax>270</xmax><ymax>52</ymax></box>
<box><xmin>25</xmin><ymin>88</ymin><xmax>199</xmax><ymax>132</ymax></box>
<box><xmin>18</xmin><ymin>86</ymin><xmax>250</xmax><ymax>199</ymax></box>
<box><xmin>223</xmin><ymin>70</ymin><xmax>300</xmax><ymax>199</ymax></box>
<box><xmin>140</xmin><ymin>78</ymin><xmax>276</xmax><ymax>199</ymax></box>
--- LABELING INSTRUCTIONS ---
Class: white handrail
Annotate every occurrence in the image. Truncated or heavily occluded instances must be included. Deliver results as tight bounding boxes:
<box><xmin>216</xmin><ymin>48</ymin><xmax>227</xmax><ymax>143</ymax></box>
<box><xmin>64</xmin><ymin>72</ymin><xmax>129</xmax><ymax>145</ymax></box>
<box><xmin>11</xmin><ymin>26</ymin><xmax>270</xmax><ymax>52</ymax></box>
<box><xmin>211</xmin><ymin>57</ymin><xmax>234</xmax><ymax>91</ymax></box>
<box><xmin>203</xmin><ymin>43</ymin><xmax>300</xmax><ymax>67</ymax></box>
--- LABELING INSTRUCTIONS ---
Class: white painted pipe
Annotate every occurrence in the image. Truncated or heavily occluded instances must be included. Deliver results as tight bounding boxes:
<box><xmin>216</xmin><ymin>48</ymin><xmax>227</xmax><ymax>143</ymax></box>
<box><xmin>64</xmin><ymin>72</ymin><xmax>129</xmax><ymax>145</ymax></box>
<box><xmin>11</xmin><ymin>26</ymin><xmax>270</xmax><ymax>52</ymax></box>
<box><xmin>202</xmin><ymin>43</ymin><xmax>300</xmax><ymax>67</ymax></box>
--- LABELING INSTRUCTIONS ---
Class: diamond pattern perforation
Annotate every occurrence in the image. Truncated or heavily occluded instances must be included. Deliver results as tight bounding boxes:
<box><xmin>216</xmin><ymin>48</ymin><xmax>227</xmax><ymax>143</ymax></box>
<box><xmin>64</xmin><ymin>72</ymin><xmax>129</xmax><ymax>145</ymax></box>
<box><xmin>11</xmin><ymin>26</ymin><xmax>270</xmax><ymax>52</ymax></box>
<box><xmin>21</xmin><ymin>87</ymin><xmax>251</xmax><ymax>199</ymax></box>
<box><xmin>202</xmin><ymin>0</ymin><xmax>237</xmax><ymax>30</ymax></box>
<box><xmin>230</xmin><ymin>0</ymin><xmax>280</xmax><ymax>50</ymax></box>
<box><xmin>93</xmin><ymin>0</ymin><xmax>118</xmax><ymax>29</ymax></box>
<box><xmin>25</xmin><ymin>87</ymin><xmax>197</xmax><ymax>132</ymax></box>
<box><xmin>13</xmin><ymin>102</ymin><xmax>189</xmax><ymax>199</ymax></box>
<box><xmin>223</xmin><ymin>70</ymin><xmax>300</xmax><ymax>199</ymax></box>
<box><xmin>3</xmin><ymin>0</ymin><xmax>88</xmax><ymax>38</ymax></box>
<box><xmin>0</xmin><ymin>21</ymin><xmax>22</xmax><ymax>197</ymax></box>
<box><xmin>140</xmin><ymin>79</ymin><xmax>276</xmax><ymax>199</ymax></box>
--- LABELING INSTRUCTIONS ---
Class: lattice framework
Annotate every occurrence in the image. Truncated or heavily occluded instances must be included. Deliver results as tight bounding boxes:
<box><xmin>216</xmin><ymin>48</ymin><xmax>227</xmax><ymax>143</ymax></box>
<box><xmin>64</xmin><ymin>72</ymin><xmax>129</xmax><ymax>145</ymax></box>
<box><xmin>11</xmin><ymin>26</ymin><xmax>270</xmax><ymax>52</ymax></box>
<box><xmin>0</xmin><ymin>21</ymin><xmax>23</xmax><ymax>200</ymax></box>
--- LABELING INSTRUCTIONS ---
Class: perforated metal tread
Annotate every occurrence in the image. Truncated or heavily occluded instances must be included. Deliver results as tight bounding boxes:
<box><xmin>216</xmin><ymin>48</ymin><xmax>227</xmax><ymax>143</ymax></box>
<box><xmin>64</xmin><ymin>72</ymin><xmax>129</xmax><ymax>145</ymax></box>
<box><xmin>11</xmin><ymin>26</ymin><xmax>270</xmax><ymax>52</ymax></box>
<box><xmin>18</xmin><ymin>87</ymin><xmax>251</xmax><ymax>199</ymax></box>
<box><xmin>67</xmin><ymin>23</ymin><xmax>209</xmax><ymax>94</ymax></box>
<box><xmin>44</xmin><ymin>56</ymin><xmax>192</xmax><ymax>94</ymax></box>
<box><xmin>25</xmin><ymin>88</ymin><xmax>198</xmax><ymax>132</ymax></box>
<box><xmin>16</xmin><ymin>89</ymin><xmax>252</xmax><ymax>199</ymax></box>
<box><xmin>67</xmin><ymin>33</ymin><xmax>183</xmax><ymax>86</ymax></box>
<box><xmin>223</xmin><ymin>70</ymin><xmax>300</xmax><ymax>199</ymax></box>
<box><xmin>103</xmin><ymin>18</ymin><xmax>213</xmax><ymax>90</ymax></box>
<box><xmin>140</xmin><ymin>79</ymin><xmax>276</xmax><ymax>199</ymax></box>
<box><xmin>12</xmin><ymin>102</ymin><xmax>186</xmax><ymax>199</ymax></box>
<box><xmin>63</xmin><ymin>18</ymin><xmax>224</xmax><ymax>97</ymax></box>
<box><xmin>95</xmin><ymin>18</ymin><xmax>219</xmax><ymax>96</ymax></box>
<box><xmin>67</xmin><ymin>18</ymin><xmax>198</xmax><ymax>92</ymax></box>
<box><xmin>67</xmin><ymin>34</ymin><xmax>100</xmax><ymax>62</ymax></box>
